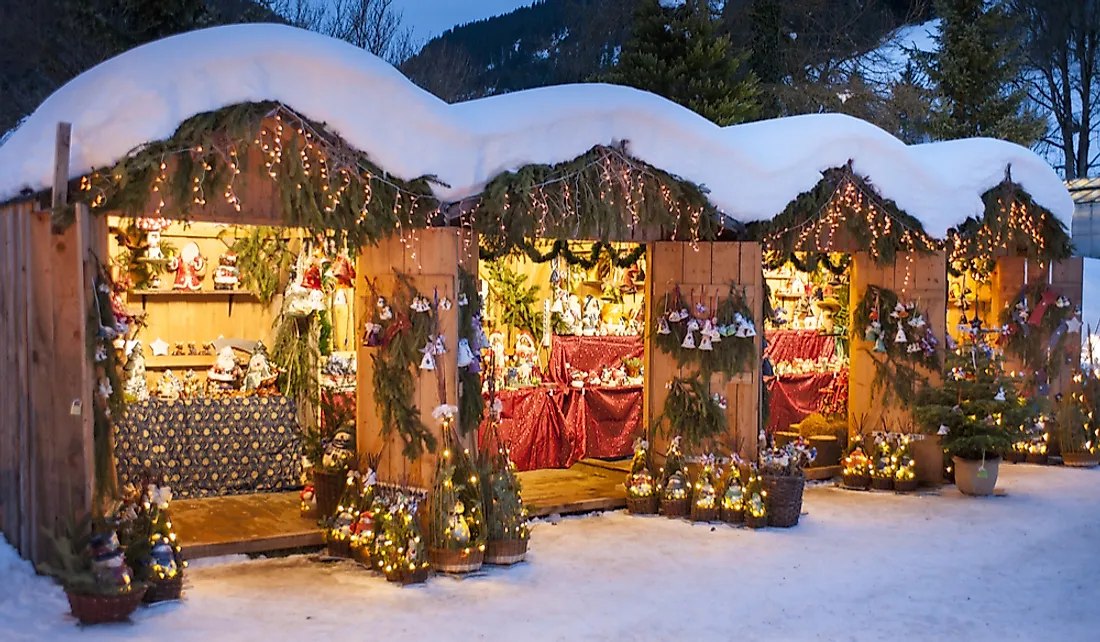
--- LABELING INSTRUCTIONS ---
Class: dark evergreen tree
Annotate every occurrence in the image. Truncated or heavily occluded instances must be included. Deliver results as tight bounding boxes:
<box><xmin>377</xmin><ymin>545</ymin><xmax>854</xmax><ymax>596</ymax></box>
<box><xmin>918</xmin><ymin>0</ymin><xmax>1044</xmax><ymax>145</ymax></box>
<box><xmin>605</xmin><ymin>0</ymin><xmax>761</xmax><ymax>126</ymax></box>
<box><xmin>747</xmin><ymin>0</ymin><xmax>785</xmax><ymax>118</ymax></box>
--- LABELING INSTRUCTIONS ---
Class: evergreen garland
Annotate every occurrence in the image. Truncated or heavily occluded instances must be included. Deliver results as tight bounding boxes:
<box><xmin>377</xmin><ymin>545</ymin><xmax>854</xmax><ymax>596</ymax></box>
<box><xmin>748</xmin><ymin>165</ymin><xmax>938</xmax><ymax>266</ymax></box>
<box><xmin>652</xmin><ymin>284</ymin><xmax>756</xmax><ymax>379</ymax></box>
<box><xmin>470</xmin><ymin>142</ymin><xmax>722</xmax><ymax>253</ymax></box>
<box><xmin>656</xmin><ymin>377</ymin><xmax>728</xmax><ymax>452</ymax></box>
<box><xmin>478</xmin><ymin>238</ymin><xmax>646</xmax><ymax>269</ymax></box>
<box><xmin>219</xmin><ymin>226</ymin><xmax>291</xmax><ymax>304</ymax></box>
<box><xmin>368</xmin><ymin>273</ymin><xmax>437</xmax><ymax>460</ymax></box>
<box><xmin>998</xmin><ymin>279</ymin><xmax>1076</xmax><ymax>383</ymax></box>
<box><xmin>88</xmin><ymin>266</ymin><xmax>130</xmax><ymax>501</ymax></box>
<box><xmin>850</xmin><ymin>285</ymin><xmax>941</xmax><ymax>405</ymax></box>
<box><xmin>457</xmin><ymin>267</ymin><xmax>485</xmax><ymax>436</ymax></box>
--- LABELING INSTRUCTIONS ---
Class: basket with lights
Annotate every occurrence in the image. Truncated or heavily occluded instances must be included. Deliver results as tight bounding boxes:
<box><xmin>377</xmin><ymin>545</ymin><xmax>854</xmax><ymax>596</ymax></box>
<box><xmin>112</xmin><ymin>481</ymin><xmax>187</xmax><ymax>604</ymax></box>
<box><xmin>892</xmin><ymin>435</ymin><xmax>919</xmax><ymax>492</ymax></box>
<box><xmin>743</xmin><ymin>467</ymin><xmax>767</xmax><ymax>529</ymax></box>
<box><xmin>1057</xmin><ymin>372</ymin><xmax>1100</xmax><ymax>468</ymax></box>
<box><xmin>719</xmin><ymin>461</ymin><xmax>745</xmax><ymax>524</ymax></box>
<box><xmin>760</xmin><ymin>438</ymin><xmax>815</xmax><ymax>527</ymax></box>
<box><xmin>428</xmin><ymin>407</ymin><xmax>487</xmax><ymax>573</ymax></box>
<box><xmin>325</xmin><ymin>470</ymin><xmax>364</xmax><ymax>558</ymax></box>
<box><xmin>690</xmin><ymin>454</ymin><xmax>720</xmax><ymax>522</ymax></box>
<box><xmin>871</xmin><ymin>434</ymin><xmax>895</xmax><ymax>490</ymax></box>
<box><xmin>1025</xmin><ymin>439</ymin><xmax>1048</xmax><ymax>465</ymax></box>
<box><xmin>658</xmin><ymin>437</ymin><xmax>691</xmax><ymax>518</ymax></box>
<box><xmin>480</xmin><ymin>437</ymin><xmax>530</xmax><ymax>565</ymax></box>
<box><xmin>841</xmin><ymin>446</ymin><xmax>872</xmax><ymax>489</ymax></box>
<box><xmin>625</xmin><ymin>438</ymin><xmax>658</xmax><ymax>515</ymax></box>
<box><xmin>374</xmin><ymin>490</ymin><xmax>430</xmax><ymax>584</ymax></box>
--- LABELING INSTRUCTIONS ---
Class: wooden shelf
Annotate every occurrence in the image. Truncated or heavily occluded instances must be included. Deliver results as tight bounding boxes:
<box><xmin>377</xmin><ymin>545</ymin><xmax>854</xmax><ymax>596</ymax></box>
<box><xmin>146</xmin><ymin>354</ymin><xmax>216</xmax><ymax>369</ymax></box>
<box><xmin>129</xmin><ymin>289</ymin><xmax>256</xmax><ymax>298</ymax></box>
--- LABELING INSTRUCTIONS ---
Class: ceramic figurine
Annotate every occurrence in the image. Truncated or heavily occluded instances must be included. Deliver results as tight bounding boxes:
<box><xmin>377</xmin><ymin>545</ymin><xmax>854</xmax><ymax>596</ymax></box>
<box><xmin>181</xmin><ymin>369</ymin><xmax>203</xmax><ymax>398</ymax></box>
<box><xmin>156</xmin><ymin>370</ymin><xmax>183</xmax><ymax>401</ymax></box>
<box><xmin>149</xmin><ymin>536</ymin><xmax>179</xmax><ymax>579</ymax></box>
<box><xmin>322</xmin><ymin>430</ymin><xmax>355</xmax><ymax>471</ymax></box>
<box><xmin>207</xmin><ymin>346</ymin><xmax>242</xmax><ymax>390</ymax></box>
<box><xmin>122</xmin><ymin>341</ymin><xmax>149</xmax><ymax>402</ymax></box>
<box><xmin>582</xmin><ymin>295</ymin><xmax>601</xmax><ymax>336</ymax></box>
<box><xmin>168</xmin><ymin>242</ymin><xmax>205</xmax><ymax>291</ymax></box>
<box><xmin>212</xmin><ymin>252</ymin><xmax>240</xmax><ymax>290</ymax></box>
<box><xmin>242</xmin><ymin>342</ymin><xmax>280</xmax><ymax>392</ymax></box>
<box><xmin>448</xmin><ymin>500</ymin><xmax>471</xmax><ymax>544</ymax></box>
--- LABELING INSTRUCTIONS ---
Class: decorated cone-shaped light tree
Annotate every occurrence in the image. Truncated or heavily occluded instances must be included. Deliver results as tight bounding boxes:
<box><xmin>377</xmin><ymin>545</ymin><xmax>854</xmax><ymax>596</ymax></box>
<box><xmin>871</xmin><ymin>433</ymin><xmax>895</xmax><ymax>490</ymax></box>
<box><xmin>349</xmin><ymin>457</ymin><xmax>380</xmax><ymax>565</ymax></box>
<box><xmin>115</xmin><ymin>481</ymin><xmax>186</xmax><ymax>604</ymax></box>
<box><xmin>691</xmin><ymin>454</ymin><xmax>720</xmax><ymax>522</ymax></box>
<box><xmin>325</xmin><ymin>470</ymin><xmax>362</xmax><ymax>558</ymax></box>
<box><xmin>376</xmin><ymin>491</ymin><xmax>430</xmax><ymax>584</ymax></box>
<box><xmin>914</xmin><ymin>334</ymin><xmax>1031</xmax><ymax>495</ymax></box>
<box><xmin>892</xmin><ymin>434</ymin><xmax>918</xmax><ymax>491</ymax></box>
<box><xmin>842</xmin><ymin>446</ymin><xmax>872</xmax><ymax>489</ymax></box>
<box><xmin>657</xmin><ymin>436</ymin><xmax>691</xmax><ymax>518</ymax></box>
<box><xmin>743</xmin><ymin>465</ymin><xmax>767</xmax><ymax>529</ymax></box>
<box><xmin>428</xmin><ymin>407</ymin><xmax>487</xmax><ymax>573</ymax></box>
<box><xmin>482</xmin><ymin>438</ymin><xmax>530</xmax><ymax>565</ymax></box>
<box><xmin>719</xmin><ymin>458</ymin><xmax>745</xmax><ymax>523</ymax></box>
<box><xmin>625</xmin><ymin>437</ymin><xmax>658</xmax><ymax>514</ymax></box>
<box><xmin>1057</xmin><ymin>371</ymin><xmax>1100</xmax><ymax>467</ymax></box>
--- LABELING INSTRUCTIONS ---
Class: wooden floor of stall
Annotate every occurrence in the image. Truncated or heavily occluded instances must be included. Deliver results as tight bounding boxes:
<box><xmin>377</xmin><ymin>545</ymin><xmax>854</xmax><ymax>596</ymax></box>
<box><xmin>175</xmin><ymin>459</ymin><xmax>631</xmax><ymax>559</ymax></box>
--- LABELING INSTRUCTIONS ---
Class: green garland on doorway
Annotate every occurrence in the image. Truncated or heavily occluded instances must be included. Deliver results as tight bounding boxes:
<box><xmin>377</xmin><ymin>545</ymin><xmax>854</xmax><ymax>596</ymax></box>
<box><xmin>457</xmin><ymin>266</ymin><xmax>485</xmax><ymax>436</ymax></box>
<box><xmin>655</xmin><ymin>377</ymin><xmax>728</xmax><ymax>453</ymax></box>
<box><xmin>88</xmin><ymin>266</ymin><xmax>129</xmax><ymax>502</ymax></box>
<box><xmin>652</xmin><ymin>283</ymin><xmax>756</xmax><ymax>379</ymax></box>
<box><xmin>367</xmin><ymin>272</ymin><xmax>437</xmax><ymax>460</ymax></box>
<box><xmin>850</xmin><ymin>285</ymin><xmax>941</xmax><ymax>405</ymax></box>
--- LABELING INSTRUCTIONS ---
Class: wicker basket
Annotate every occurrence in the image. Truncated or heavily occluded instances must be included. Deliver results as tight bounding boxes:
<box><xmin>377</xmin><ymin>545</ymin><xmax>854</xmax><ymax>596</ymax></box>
<box><xmin>894</xmin><ymin>478</ymin><xmax>919</xmax><ymax>493</ymax></box>
<box><xmin>745</xmin><ymin>512</ymin><xmax>767</xmax><ymax>529</ymax></box>
<box><xmin>1063</xmin><ymin>453</ymin><xmax>1100</xmax><ymax>468</ymax></box>
<box><xmin>842</xmin><ymin>474</ymin><xmax>872</xmax><ymax>490</ymax></box>
<box><xmin>484</xmin><ymin>539</ymin><xmax>528</xmax><ymax>565</ymax></box>
<box><xmin>67</xmin><ymin>586</ymin><xmax>147</xmax><ymax>625</ymax></box>
<box><xmin>720</xmin><ymin>506</ymin><xmax>744</xmax><ymax>524</ymax></box>
<box><xmin>660</xmin><ymin>497</ymin><xmax>691</xmax><ymax>518</ymax></box>
<box><xmin>142</xmin><ymin>575</ymin><xmax>183</xmax><ymax>604</ymax></box>
<box><xmin>429</xmin><ymin>547</ymin><xmax>484</xmax><ymax>574</ymax></box>
<box><xmin>326</xmin><ymin>537</ymin><xmax>352</xmax><ymax>559</ymax></box>
<box><xmin>690</xmin><ymin>505</ymin><xmax>718</xmax><ymax>522</ymax></box>
<box><xmin>385</xmin><ymin>565</ymin><xmax>430</xmax><ymax>585</ymax></box>
<box><xmin>1005</xmin><ymin>451</ymin><xmax>1024</xmax><ymax>464</ymax></box>
<box><xmin>626</xmin><ymin>495</ymin><xmax>658</xmax><ymax>515</ymax></box>
<box><xmin>871</xmin><ymin>476</ymin><xmax>895</xmax><ymax>491</ymax></box>
<box><xmin>762</xmin><ymin>474</ymin><xmax>805</xmax><ymax>528</ymax></box>
<box><xmin>312</xmin><ymin>470</ymin><xmax>346</xmax><ymax>519</ymax></box>
<box><xmin>1026</xmin><ymin>453</ymin><xmax>1048</xmax><ymax>465</ymax></box>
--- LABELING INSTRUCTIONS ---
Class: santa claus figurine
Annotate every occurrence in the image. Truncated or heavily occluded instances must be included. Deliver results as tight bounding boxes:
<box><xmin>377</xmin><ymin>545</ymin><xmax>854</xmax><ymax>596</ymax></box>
<box><xmin>168</xmin><ymin>242</ymin><xmax>206</xmax><ymax>291</ymax></box>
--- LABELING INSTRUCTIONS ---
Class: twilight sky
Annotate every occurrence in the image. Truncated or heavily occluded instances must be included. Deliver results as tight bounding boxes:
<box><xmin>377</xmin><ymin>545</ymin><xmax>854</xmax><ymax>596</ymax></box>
<box><xmin>389</xmin><ymin>0</ymin><xmax>533</xmax><ymax>41</ymax></box>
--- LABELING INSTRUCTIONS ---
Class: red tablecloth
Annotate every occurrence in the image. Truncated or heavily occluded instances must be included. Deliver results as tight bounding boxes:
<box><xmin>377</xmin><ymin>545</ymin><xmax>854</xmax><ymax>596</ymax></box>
<box><xmin>546</xmin><ymin>335</ymin><xmax>644</xmax><ymax>383</ymax></box>
<box><xmin>480</xmin><ymin>385</ymin><xmax>642</xmax><ymax>471</ymax></box>
<box><xmin>765</xmin><ymin>329</ymin><xmax>836</xmax><ymax>364</ymax></box>
<box><xmin>765</xmin><ymin>371</ymin><xmax>848</xmax><ymax>434</ymax></box>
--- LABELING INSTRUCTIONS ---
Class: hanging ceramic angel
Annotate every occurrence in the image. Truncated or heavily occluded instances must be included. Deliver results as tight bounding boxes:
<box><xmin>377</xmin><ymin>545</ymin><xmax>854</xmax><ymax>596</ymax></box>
<box><xmin>894</xmin><ymin>325</ymin><xmax>908</xmax><ymax>343</ymax></box>
<box><xmin>681</xmin><ymin>329</ymin><xmax>696</xmax><ymax>349</ymax></box>
<box><xmin>686</xmin><ymin>318</ymin><xmax>700</xmax><ymax>332</ymax></box>
<box><xmin>657</xmin><ymin>316</ymin><xmax>671</xmax><ymax>335</ymax></box>
<box><xmin>873</xmin><ymin>336</ymin><xmax>887</xmax><ymax>353</ymax></box>
<box><xmin>419</xmin><ymin>342</ymin><xmax>436</xmax><ymax>371</ymax></box>
<box><xmin>456</xmin><ymin>338</ymin><xmax>475</xmax><ymax>367</ymax></box>
<box><xmin>698</xmin><ymin>333</ymin><xmax>713</xmax><ymax>351</ymax></box>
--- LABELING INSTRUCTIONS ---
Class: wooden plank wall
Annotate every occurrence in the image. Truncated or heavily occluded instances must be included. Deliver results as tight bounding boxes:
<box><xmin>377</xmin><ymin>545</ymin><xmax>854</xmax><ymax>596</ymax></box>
<box><xmin>356</xmin><ymin>229</ymin><xmax>470</xmax><ymax>489</ymax></box>
<box><xmin>848</xmin><ymin>251</ymin><xmax>947</xmax><ymax>437</ymax></box>
<box><xmin>647</xmin><ymin>242</ymin><xmax>763</xmax><ymax>461</ymax></box>
<box><xmin>0</xmin><ymin>201</ymin><xmax>94</xmax><ymax>562</ymax></box>
<box><xmin>992</xmin><ymin>256</ymin><xmax>1084</xmax><ymax>398</ymax></box>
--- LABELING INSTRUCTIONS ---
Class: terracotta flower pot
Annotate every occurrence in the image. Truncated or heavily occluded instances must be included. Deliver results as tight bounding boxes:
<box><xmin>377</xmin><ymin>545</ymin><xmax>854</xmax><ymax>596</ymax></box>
<box><xmin>953</xmin><ymin>456</ymin><xmax>1000</xmax><ymax>496</ymax></box>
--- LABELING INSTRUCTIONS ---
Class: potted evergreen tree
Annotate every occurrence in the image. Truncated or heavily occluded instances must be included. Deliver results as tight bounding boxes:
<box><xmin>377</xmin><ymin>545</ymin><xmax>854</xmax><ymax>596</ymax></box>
<box><xmin>914</xmin><ymin>338</ymin><xmax>1029</xmax><ymax>496</ymax></box>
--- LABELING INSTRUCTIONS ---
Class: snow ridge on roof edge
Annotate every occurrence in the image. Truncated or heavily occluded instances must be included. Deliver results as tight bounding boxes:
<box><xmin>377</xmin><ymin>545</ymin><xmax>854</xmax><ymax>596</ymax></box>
<box><xmin>0</xmin><ymin>23</ymin><xmax>1073</xmax><ymax>238</ymax></box>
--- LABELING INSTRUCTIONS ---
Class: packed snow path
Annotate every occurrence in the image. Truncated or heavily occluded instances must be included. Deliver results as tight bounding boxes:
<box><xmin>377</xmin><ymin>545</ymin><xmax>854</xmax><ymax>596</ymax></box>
<box><xmin>3</xmin><ymin>465</ymin><xmax>1099</xmax><ymax>641</ymax></box>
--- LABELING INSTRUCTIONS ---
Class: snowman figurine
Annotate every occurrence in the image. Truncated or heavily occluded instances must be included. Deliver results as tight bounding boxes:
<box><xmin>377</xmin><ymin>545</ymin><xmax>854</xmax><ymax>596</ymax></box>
<box><xmin>447</xmin><ymin>499</ymin><xmax>471</xmax><ymax>545</ymax></box>
<box><xmin>322</xmin><ymin>430</ymin><xmax>355</xmax><ymax>471</ymax></box>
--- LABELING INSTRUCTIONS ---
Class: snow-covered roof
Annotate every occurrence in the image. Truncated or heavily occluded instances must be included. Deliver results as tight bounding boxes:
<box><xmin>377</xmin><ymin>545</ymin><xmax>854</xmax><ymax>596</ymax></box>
<box><xmin>0</xmin><ymin>23</ymin><xmax>1073</xmax><ymax>237</ymax></box>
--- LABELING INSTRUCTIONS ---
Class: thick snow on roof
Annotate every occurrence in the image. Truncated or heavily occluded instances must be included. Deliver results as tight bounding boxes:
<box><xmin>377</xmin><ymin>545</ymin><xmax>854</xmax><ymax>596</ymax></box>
<box><xmin>0</xmin><ymin>23</ymin><xmax>1073</xmax><ymax>237</ymax></box>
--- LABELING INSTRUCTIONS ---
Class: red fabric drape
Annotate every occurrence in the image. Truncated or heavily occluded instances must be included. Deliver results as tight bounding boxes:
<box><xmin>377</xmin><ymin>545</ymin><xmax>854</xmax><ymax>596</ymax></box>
<box><xmin>765</xmin><ymin>371</ymin><xmax>848</xmax><ymax>433</ymax></box>
<box><xmin>546</xmin><ymin>335</ymin><xmax>644</xmax><ymax>383</ymax></box>
<box><xmin>764</xmin><ymin>329</ymin><xmax>836</xmax><ymax>364</ymax></box>
<box><xmin>481</xmin><ymin>385</ymin><xmax>642</xmax><ymax>471</ymax></box>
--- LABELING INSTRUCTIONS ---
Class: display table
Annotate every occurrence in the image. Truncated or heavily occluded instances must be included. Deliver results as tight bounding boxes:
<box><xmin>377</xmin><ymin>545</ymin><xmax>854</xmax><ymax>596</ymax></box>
<box><xmin>765</xmin><ymin>371</ymin><xmax>849</xmax><ymax>434</ymax></box>
<box><xmin>764</xmin><ymin>329</ymin><xmax>837</xmax><ymax>364</ymax></box>
<box><xmin>546</xmin><ymin>335</ymin><xmax>644</xmax><ymax>383</ymax></box>
<box><xmin>480</xmin><ymin>385</ymin><xmax>642</xmax><ymax>472</ymax></box>
<box><xmin>114</xmin><ymin>395</ymin><xmax>302</xmax><ymax>499</ymax></box>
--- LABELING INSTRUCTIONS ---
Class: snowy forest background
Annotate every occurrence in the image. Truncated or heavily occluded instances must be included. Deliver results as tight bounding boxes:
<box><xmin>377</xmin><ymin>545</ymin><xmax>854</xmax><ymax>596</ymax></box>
<box><xmin>0</xmin><ymin>0</ymin><xmax>1096</xmax><ymax>180</ymax></box>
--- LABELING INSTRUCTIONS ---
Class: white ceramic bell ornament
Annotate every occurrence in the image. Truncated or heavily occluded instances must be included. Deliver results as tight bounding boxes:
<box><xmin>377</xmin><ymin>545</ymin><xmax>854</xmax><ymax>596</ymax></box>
<box><xmin>681</xmin><ymin>330</ymin><xmax>696</xmax><ymax>349</ymax></box>
<box><xmin>894</xmin><ymin>325</ymin><xmax>907</xmax><ymax>343</ymax></box>
<box><xmin>456</xmin><ymin>339</ymin><xmax>475</xmax><ymax>367</ymax></box>
<box><xmin>657</xmin><ymin>316</ymin><xmax>671</xmax><ymax>335</ymax></box>
<box><xmin>698</xmin><ymin>334</ymin><xmax>713</xmax><ymax>351</ymax></box>
<box><xmin>419</xmin><ymin>343</ymin><xmax>436</xmax><ymax>371</ymax></box>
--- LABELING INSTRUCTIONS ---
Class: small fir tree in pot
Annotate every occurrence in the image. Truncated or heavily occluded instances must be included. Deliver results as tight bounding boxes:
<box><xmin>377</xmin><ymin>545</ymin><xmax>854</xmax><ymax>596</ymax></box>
<box><xmin>428</xmin><ymin>408</ymin><xmax>487</xmax><ymax>573</ymax></box>
<box><xmin>914</xmin><ymin>336</ymin><xmax>1030</xmax><ymax>495</ymax></box>
<box><xmin>657</xmin><ymin>436</ymin><xmax>692</xmax><ymax>518</ymax></box>
<box><xmin>625</xmin><ymin>437</ymin><xmax>658</xmax><ymax>514</ymax></box>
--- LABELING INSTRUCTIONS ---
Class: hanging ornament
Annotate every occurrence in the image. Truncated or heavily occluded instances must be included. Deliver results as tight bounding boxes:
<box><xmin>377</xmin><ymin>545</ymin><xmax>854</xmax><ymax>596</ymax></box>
<box><xmin>1055</xmin><ymin>295</ymin><xmax>1071</xmax><ymax>308</ymax></box>
<box><xmin>456</xmin><ymin>339</ymin><xmax>474</xmax><ymax>368</ymax></box>
<box><xmin>894</xmin><ymin>325</ymin><xmax>907</xmax><ymax>344</ymax></box>
<box><xmin>698</xmin><ymin>333</ymin><xmax>713</xmax><ymax>351</ymax></box>
<box><xmin>906</xmin><ymin>342</ymin><xmax>921</xmax><ymax>354</ymax></box>
<box><xmin>708</xmin><ymin>318</ymin><xmax>722</xmax><ymax>343</ymax></box>
<box><xmin>864</xmin><ymin>321</ymin><xmax>880</xmax><ymax>342</ymax></box>
<box><xmin>419</xmin><ymin>343</ymin><xmax>436</xmax><ymax>371</ymax></box>
<box><xmin>681</xmin><ymin>330</ymin><xmax>696</xmax><ymax>349</ymax></box>
<box><xmin>994</xmin><ymin>387</ymin><xmax>1006</xmax><ymax>402</ymax></box>
<box><xmin>439</xmin><ymin>297</ymin><xmax>453</xmax><ymax>311</ymax></box>
<box><xmin>379</xmin><ymin>305</ymin><xmax>393</xmax><ymax>321</ymax></box>
<box><xmin>686</xmin><ymin>318</ymin><xmax>700</xmax><ymax>332</ymax></box>
<box><xmin>433</xmin><ymin>334</ymin><xmax>447</xmax><ymax>355</ymax></box>
<box><xmin>873</xmin><ymin>336</ymin><xmax>887</xmax><ymax>353</ymax></box>
<box><xmin>457</xmin><ymin>292</ymin><xmax>469</xmax><ymax>307</ymax></box>
<box><xmin>908</xmin><ymin>313</ymin><xmax>926</xmax><ymax>328</ymax></box>
<box><xmin>657</xmin><ymin>316</ymin><xmax>671</xmax><ymax>335</ymax></box>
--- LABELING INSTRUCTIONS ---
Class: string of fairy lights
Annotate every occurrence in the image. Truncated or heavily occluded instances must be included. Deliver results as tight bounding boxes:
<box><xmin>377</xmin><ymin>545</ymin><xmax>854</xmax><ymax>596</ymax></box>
<box><xmin>78</xmin><ymin>102</ymin><xmax>1059</xmax><ymax>273</ymax></box>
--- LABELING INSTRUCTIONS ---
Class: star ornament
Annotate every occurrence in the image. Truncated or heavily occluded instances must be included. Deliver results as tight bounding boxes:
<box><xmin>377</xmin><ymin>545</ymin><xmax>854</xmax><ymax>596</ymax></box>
<box><xmin>150</xmin><ymin>337</ymin><xmax>170</xmax><ymax>357</ymax></box>
<box><xmin>1066</xmin><ymin>316</ymin><xmax>1082</xmax><ymax>334</ymax></box>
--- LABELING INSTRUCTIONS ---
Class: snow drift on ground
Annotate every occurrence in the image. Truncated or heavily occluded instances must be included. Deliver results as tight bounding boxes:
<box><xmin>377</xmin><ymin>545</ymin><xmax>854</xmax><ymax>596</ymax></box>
<box><xmin>3</xmin><ymin>465</ymin><xmax>1100</xmax><ymax>641</ymax></box>
<box><xmin>0</xmin><ymin>23</ymin><xmax>1073</xmax><ymax>237</ymax></box>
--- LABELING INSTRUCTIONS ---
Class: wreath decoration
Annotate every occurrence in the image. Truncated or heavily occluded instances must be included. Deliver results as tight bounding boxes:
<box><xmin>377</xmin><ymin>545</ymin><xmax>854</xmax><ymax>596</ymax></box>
<box><xmin>851</xmin><ymin>285</ymin><xmax>941</xmax><ymax>404</ymax></box>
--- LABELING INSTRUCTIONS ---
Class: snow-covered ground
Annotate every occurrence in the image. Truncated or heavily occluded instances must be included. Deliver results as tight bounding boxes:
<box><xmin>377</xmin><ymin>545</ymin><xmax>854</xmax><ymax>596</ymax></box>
<box><xmin>3</xmin><ymin>465</ymin><xmax>1099</xmax><ymax>641</ymax></box>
